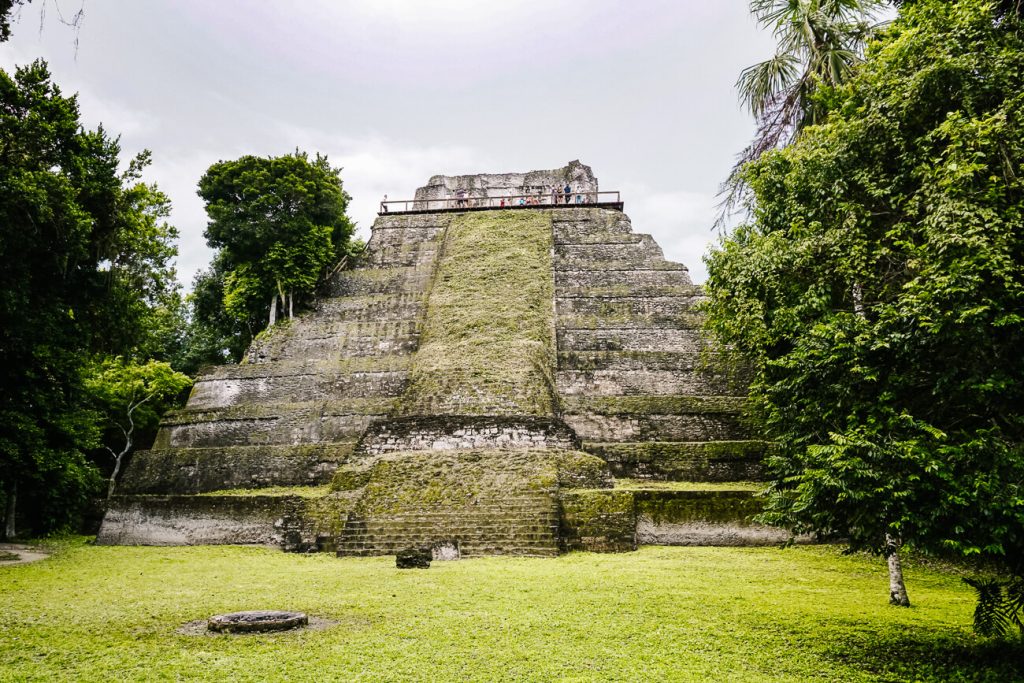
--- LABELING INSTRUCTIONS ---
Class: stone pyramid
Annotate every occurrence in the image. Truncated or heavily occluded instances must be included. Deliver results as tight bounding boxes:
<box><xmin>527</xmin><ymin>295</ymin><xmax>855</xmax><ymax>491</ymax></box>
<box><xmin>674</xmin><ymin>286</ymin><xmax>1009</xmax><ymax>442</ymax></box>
<box><xmin>98</xmin><ymin>161</ymin><xmax>786</xmax><ymax>556</ymax></box>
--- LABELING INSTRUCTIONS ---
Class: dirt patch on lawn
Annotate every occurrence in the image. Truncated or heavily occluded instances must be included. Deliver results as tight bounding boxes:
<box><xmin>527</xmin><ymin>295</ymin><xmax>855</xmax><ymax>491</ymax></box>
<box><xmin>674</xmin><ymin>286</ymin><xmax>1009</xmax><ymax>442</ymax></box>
<box><xmin>0</xmin><ymin>544</ymin><xmax>50</xmax><ymax>566</ymax></box>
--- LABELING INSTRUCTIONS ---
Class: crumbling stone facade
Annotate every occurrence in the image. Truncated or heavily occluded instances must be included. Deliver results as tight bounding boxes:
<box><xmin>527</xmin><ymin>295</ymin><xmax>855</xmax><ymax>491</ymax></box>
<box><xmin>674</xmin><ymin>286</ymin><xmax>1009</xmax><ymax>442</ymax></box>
<box><xmin>98</xmin><ymin>162</ymin><xmax>787</xmax><ymax>554</ymax></box>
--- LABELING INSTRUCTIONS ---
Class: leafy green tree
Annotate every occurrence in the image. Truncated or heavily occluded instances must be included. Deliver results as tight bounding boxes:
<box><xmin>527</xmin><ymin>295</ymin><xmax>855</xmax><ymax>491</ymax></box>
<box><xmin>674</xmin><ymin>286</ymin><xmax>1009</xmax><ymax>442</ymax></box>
<box><xmin>704</xmin><ymin>0</ymin><xmax>1024</xmax><ymax>610</ymax></box>
<box><xmin>198</xmin><ymin>151</ymin><xmax>353</xmax><ymax>332</ymax></box>
<box><xmin>0</xmin><ymin>60</ymin><xmax>183</xmax><ymax>536</ymax></box>
<box><xmin>83</xmin><ymin>357</ymin><xmax>192</xmax><ymax>497</ymax></box>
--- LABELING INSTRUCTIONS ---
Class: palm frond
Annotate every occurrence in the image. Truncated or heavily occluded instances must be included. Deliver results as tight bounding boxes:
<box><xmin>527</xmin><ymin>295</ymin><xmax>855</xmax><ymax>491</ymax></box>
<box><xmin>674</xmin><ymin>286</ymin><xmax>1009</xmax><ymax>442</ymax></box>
<box><xmin>737</xmin><ymin>53</ymin><xmax>801</xmax><ymax>117</ymax></box>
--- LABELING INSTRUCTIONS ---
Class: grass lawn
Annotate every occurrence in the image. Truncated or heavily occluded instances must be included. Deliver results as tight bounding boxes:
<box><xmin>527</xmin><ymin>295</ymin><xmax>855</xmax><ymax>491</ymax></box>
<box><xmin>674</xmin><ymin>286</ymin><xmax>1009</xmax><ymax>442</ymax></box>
<box><xmin>0</xmin><ymin>541</ymin><xmax>1019</xmax><ymax>682</ymax></box>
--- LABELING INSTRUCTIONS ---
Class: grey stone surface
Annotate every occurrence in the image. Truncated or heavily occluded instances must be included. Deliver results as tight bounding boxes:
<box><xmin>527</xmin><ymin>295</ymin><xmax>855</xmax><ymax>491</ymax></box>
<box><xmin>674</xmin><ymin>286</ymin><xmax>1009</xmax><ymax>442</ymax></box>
<box><xmin>208</xmin><ymin>611</ymin><xmax>308</xmax><ymax>634</ymax></box>
<box><xmin>412</xmin><ymin>160</ymin><xmax>598</xmax><ymax>209</ymax></box>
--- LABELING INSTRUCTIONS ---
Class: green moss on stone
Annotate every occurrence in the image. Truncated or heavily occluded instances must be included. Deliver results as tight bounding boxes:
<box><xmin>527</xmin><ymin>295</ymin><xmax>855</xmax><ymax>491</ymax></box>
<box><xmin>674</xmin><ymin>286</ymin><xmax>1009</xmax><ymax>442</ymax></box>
<box><xmin>633</xmin><ymin>490</ymin><xmax>764</xmax><ymax>525</ymax></box>
<box><xmin>398</xmin><ymin>210</ymin><xmax>558</xmax><ymax>417</ymax></box>
<box><xmin>198</xmin><ymin>485</ymin><xmax>331</xmax><ymax>498</ymax></box>
<box><xmin>563</xmin><ymin>395</ymin><xmax>747</xmax><ymax>416</ymax></box>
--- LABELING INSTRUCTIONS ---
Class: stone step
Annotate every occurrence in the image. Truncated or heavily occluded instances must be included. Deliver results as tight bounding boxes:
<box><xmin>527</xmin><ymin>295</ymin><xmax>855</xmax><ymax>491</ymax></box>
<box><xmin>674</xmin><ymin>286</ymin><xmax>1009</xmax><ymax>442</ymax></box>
<box><xmin>583</xmin><ymin>441</ymin><xmax>768</xmax><ymax>481</ymax></box>
<box><xmin>156</xmin><ymin>399</ymin><xmax>394</xmax><ymax>448</ymax></box>
<box><xmin>202</xmin><ymin>355</ymin><xmax>413</xmax><ymax>380</ymax></box>
<box><xmin>562</xmin><ymin>395</ymin><xmax>747</xmax><ymax>415</ymax></box>
<box><xmin>557</xmin><ymin>312</ymin><xmax>703</xmax><ymax>330</ymax></box>
<box><xmin>557</xmin><ymin>350</ymin><xmax>704</xmax><ymax>372</ymax></box>
<box><xmin>187</xmin><ymin>370</ymin><xmax>409</xmax><ymax>410</ymax></box>
<box><xmin>366</xmin><ymin>243</ymin><xmax>439</xmax><ymax>269</ymax></box>
<box><xmin>553</xmin><ymin>236</ymin><xmax>670</xmax><ymax>268</ymax></box>
<box><xmin>556</xmin><ymin>368</ymin><xmax>734</xmax><ymax>396</ymax></box>
<box><xmin>557</xmin><ymin>327</ymin><xmax>704</xmax><ymax>353</ymax></box>
<box><xmin>556</xmin><ymin>294</ymin><xmax>703</xmax><ymax>317</ymax></box>
<box><xmin>326</xmin><ymin>265</ymin><xmax>435</xmax><ymax>297</ymax></box>
<box><xmin>554</xmin><ymin>231</ymin><xmax>646</xmax><ymax>246</ymax></box>
<box><xmin>313</xmin><ymin>293</ymin><xmax>427</xmax><ymax>322</ymax></box>
<box><xmin>563</xmin><ymin>412</ymin><xmax>751</xmax><ymax>442</ymax></box>
<box><xmin>555</xmin><ymin>269</ymin><xmax>696</xmax><ymax>294</ymax></box>
<box><xmin>253</xmin><ymin>320</ymin><xmax>424</xmax><ymax>362</ymax></box>
<box><xmin>118</xmin><ymin>443</ymin><xmax>355</xmax><ymax>495</ymax></box>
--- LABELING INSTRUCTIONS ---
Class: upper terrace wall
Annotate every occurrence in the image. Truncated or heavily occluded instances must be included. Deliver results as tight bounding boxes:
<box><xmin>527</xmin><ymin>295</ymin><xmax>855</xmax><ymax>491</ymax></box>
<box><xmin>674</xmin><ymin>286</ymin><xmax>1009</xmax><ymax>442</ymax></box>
<box><xmin>413</xmin><ymin>159</ymin><xmax>598</xmax><ymax>207</ymax></box>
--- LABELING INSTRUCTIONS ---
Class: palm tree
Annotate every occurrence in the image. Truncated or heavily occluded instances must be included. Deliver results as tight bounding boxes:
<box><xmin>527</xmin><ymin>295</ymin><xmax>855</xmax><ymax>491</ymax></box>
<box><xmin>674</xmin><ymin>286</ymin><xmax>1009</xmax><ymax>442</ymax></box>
<box><xmin>718</xmin><ymin>0</ymin><xmax>887</xmax><ymax>225</ymax></box>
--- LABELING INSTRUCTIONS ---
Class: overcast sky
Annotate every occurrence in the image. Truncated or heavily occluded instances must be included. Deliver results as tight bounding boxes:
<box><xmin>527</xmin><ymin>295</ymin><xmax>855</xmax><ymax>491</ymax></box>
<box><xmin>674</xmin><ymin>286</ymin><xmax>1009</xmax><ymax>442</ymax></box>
<box><xmin>1</xmin><ymin>1</ymin><xmax>777</xmax><ymax>285</ymax></box>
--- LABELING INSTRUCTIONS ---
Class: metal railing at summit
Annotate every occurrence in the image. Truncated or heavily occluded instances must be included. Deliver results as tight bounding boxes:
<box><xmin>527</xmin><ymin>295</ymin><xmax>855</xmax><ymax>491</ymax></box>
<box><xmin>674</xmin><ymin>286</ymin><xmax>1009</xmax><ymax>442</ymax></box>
<box><xmin>378</xmin><ymin>190</ymin><xmax>623</xmax><ymax>215</ymax></box>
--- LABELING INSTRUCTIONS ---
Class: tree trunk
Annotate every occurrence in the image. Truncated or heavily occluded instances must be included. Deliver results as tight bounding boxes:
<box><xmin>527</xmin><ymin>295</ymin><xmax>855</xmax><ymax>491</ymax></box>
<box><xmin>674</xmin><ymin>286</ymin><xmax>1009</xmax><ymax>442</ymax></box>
<box><xmin>288</xmin><ymin>291</ymin><xmax>293</xmax><ymax>319</ymax></box>
<box><xmin>3</xmin><ymin>481</ymin><xmax>15</xmax><ymax>540</ymax></box>
<box><xmin>885</xmin><ymin>534</ymin><xmax>911</xmax><ymax>607</ymax></box>
<box><xmin>107</xmin><ymin>448</ymin><xmax>128</xmax><ymax>499</ymax></box>
<box><xmin>269</xmin><ymin>294</ymin><xmax>277</xmax><ymax>327</ymax></box>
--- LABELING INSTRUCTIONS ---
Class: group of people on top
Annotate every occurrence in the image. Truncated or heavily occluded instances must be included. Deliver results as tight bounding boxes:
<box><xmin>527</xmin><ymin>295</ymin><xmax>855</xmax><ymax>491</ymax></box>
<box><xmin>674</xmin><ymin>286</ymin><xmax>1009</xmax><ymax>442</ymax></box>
<box><xmin>493</xmin><ymin>183</ymin><xmax>591</xmax><ymax>208</ymax></box>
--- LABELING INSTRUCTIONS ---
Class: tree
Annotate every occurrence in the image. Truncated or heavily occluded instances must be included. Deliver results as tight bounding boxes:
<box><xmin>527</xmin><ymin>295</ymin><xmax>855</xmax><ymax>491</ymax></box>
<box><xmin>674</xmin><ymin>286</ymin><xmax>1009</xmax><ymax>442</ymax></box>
<box><xmin>720</xmin><ymin>0</ymin><xmax>887</xmax><ymax>224</ymax></box>
<box><xmin>83</xmin><ymin>357</ymin><xmax>192</xmax><ymax>497</ymax></box>
<box><xmin>703</xmin><ymin>0</ymin><xmax>1024</xmax><ymax>609</ymax></box>
<box><xmin>0</xmin><ymin>60</ymin><xmax>182</xmax><ymax>536</ymax></box>
<box><xmin>198</xmin><ymin>152</ymin><xmax>354</xmax><ymax>332</ymax></box>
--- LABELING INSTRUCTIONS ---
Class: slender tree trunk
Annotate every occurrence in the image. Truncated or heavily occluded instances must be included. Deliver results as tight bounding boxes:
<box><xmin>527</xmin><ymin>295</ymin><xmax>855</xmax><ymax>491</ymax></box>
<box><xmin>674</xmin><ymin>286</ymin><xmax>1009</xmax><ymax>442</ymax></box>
<box><xmin>288</xmin><ymin>291</ymin><xmax>293</xmax><ymax>319</ymax></box>
<box><xmin>885</xmin><ymin>534</ymin><xmax>911</xmax><ymax>607</ymax></box>
<box><xmin>3</xmin><ymin>481</ymin><xmax>15</xmax><ymax>540</ymax></box>
<box><xmin>269</xmin><ymin>294</ymin><xmax>277</xmax><ymax>327</ymax></box>
<box><xmin>107</xmin><ymin>447</ymin><xmax>128</xmax><ymax>499</ymax></box>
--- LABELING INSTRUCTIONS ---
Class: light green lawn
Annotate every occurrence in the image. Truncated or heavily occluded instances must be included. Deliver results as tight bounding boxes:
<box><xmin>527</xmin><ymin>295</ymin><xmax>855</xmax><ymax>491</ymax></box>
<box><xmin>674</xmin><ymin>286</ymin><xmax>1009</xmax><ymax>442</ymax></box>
<box><xmin>0</xmin><ymin>542</ymin><xmax>1018</xmax><ymax>682</ymax></box>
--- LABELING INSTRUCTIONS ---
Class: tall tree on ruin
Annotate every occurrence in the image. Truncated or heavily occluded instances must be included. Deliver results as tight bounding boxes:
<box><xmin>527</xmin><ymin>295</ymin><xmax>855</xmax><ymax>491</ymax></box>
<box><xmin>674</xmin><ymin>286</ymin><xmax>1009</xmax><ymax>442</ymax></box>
<box><xmin>198</xmin><ymin>152</ymin><xmax>354</xmax><ymax>335</ymax></box>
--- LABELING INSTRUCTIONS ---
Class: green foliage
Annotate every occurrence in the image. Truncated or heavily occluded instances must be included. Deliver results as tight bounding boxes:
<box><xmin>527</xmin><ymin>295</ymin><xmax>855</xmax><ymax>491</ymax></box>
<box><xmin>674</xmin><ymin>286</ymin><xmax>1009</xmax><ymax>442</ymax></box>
<box><xmin>83</xmin><ymin>356</ymin><xmax>192</xmax><ymax>466</ymax></box>
<box><xmin>399</xmin><ymin>211</ymin><xmax>557</xmax><ymax>416</ymax></box>
<box><xmin>197</xmin><ymin>151</ymin><xmax>353</xmax><ymax>332</ymax></box>
<box><xmin>1</xmin><ymin>543</ymin><xmax>1020</xmax><ymax>681</ymax></box>
<box><xmin>704</xmin><ymin>0</ymin><xmax>1024</xmax><ymax>578</ymax></box>
<box><xmin>0</xmin><ymin>60</ymin><xmax>183</xmax><ymax>533</ymax></box>
<box><xmin>963</xmin><ymin>577</ymin><xmax>1024</xmax><ymax>639</ymax></box>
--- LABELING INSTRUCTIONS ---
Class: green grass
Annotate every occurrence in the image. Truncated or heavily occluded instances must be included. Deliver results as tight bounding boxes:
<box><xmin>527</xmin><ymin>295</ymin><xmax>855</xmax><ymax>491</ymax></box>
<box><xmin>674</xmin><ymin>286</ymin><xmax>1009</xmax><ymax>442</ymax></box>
<box><xmin>1</xmin><ymin>541</ymin><xmax>1018</xmax><ymax>682</ymax></box>
<box><xmin>399</xmin><ymin>210</ymin><xmax>557</xmax><ymax>416</ymax></box>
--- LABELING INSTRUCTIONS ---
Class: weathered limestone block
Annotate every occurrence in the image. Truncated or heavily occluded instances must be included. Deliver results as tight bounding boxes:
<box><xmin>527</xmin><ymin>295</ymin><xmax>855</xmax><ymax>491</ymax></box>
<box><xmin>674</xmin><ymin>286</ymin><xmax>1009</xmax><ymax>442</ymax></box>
<box><xmin>118</xmin><ymin>443</ymin><xmax>355</xmax><ymax>495</ymax></box>
<box><xmin>413</xmin><ymin>160</ymin><xmax>597</xmax><ymax>208</ymax></box>
<box><xmin>97</xmin><ymin>494</ymin><xmax>301</xmax><ymax>546</ymax></box>
<box><xmin>356</xmin><ymin>416</ymin><xmax>580</xmax><ymax>455</ymax></box>
<box><xmin>583</xmin><ymin>441</ymin><xmax>768</xmax><ymax>481</ymax></box>
<box><xmin>563</xmin><ymin>412</ymin><xmax>751</xmax><ymax>443</ymax></box>
<box><xmin>557</xmin><ymin>328</ymin><xmax>704</xmax><ymax>353</ymax></box>
<box><xmin>633</xmin><ymin>490</ymin><xmax>797</xmax><ymax>546</ymax></box>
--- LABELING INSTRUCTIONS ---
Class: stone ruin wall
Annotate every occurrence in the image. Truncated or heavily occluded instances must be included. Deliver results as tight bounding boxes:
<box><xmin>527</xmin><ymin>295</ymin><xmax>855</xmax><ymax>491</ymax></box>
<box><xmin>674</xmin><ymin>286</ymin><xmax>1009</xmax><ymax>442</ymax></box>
<box><xmin>413</xmin><ymin>159</ymin><xmax>599</xmax><ymax>208</ymax></box>
<box><xmin>98</xmin><ymin>161</ymin><xmax>785</xmax><ymax>554</ymax></box>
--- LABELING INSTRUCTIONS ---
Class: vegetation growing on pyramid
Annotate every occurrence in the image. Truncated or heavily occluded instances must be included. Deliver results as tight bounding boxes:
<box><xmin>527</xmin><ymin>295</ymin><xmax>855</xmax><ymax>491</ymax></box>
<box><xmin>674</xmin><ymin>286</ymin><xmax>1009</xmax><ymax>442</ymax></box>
<box><xmin>398</xmin><ymin>210</ymin><xmax>558</xmax><ymax>416</ymax></box>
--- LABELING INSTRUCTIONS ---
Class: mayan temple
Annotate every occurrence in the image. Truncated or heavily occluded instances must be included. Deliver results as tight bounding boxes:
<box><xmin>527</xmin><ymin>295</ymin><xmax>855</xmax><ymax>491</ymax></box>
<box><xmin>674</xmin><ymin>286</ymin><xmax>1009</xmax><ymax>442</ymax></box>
<box><xmin>98</xmin><ymin>161</ymin><xmax>786</xmax><ymax>556</ymax></box>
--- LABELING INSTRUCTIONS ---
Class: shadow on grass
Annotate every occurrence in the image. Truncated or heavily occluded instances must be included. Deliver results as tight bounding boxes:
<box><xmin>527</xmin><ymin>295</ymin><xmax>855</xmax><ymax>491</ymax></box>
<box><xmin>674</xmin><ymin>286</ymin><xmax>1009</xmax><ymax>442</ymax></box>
<box><xmin>825</xmin><ymin>629</ymin><xmax>1023</xmax><ymax>682</ymax></box>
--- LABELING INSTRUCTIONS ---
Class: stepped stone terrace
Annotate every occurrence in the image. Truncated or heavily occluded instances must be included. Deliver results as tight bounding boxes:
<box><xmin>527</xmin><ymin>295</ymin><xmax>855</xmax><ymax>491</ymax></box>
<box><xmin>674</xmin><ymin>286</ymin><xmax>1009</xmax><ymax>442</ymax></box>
<box><xmin>98</xmin><ymin>160</ymin><xmax>787</xmax><ymax>556</ymax></box>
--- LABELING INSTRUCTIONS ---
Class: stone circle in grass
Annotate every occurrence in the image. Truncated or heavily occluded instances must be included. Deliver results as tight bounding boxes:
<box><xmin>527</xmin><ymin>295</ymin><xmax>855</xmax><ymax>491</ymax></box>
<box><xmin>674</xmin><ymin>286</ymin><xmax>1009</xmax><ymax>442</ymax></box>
<box><xmin>207</xmin><ymin>610</ymin><xmax>308</xmax><ymax>633</ymax></box>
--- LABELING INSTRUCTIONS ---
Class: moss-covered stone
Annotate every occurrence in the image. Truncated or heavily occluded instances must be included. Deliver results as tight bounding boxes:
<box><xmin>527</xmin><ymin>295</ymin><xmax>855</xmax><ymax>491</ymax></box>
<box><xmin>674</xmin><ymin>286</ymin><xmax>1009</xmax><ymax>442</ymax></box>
<box><xmin>398</xmin><ymin>210</ymin><xmax>558</xmax><ymax>417</ymax></box>
<box><xmin>559</xmin><ymin>490</ymin><xmax>637</xmax><ymax>552</ymax></box>
<box><xmin>562</xmin><ymin>395</ymin><xmax>747</xmax><ymax>416</ymax></box>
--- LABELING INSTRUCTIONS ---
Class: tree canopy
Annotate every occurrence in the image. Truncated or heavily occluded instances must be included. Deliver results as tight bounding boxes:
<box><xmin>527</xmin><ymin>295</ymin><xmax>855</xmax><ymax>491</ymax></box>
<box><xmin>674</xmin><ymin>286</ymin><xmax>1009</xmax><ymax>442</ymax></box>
<box><xmin>0</xmin><ymin>60</ymin><xmax>184</xmax><ymax>535</ymax></box>
<box><xmin>703</xmin><ymin>0</ymin><xmax>1024</xmax><ymax>609</ymax></box>
<box><xmin>197</xmin><ymin>151</ymin><xmax>354</xmax><ymax>339</ymax></box>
